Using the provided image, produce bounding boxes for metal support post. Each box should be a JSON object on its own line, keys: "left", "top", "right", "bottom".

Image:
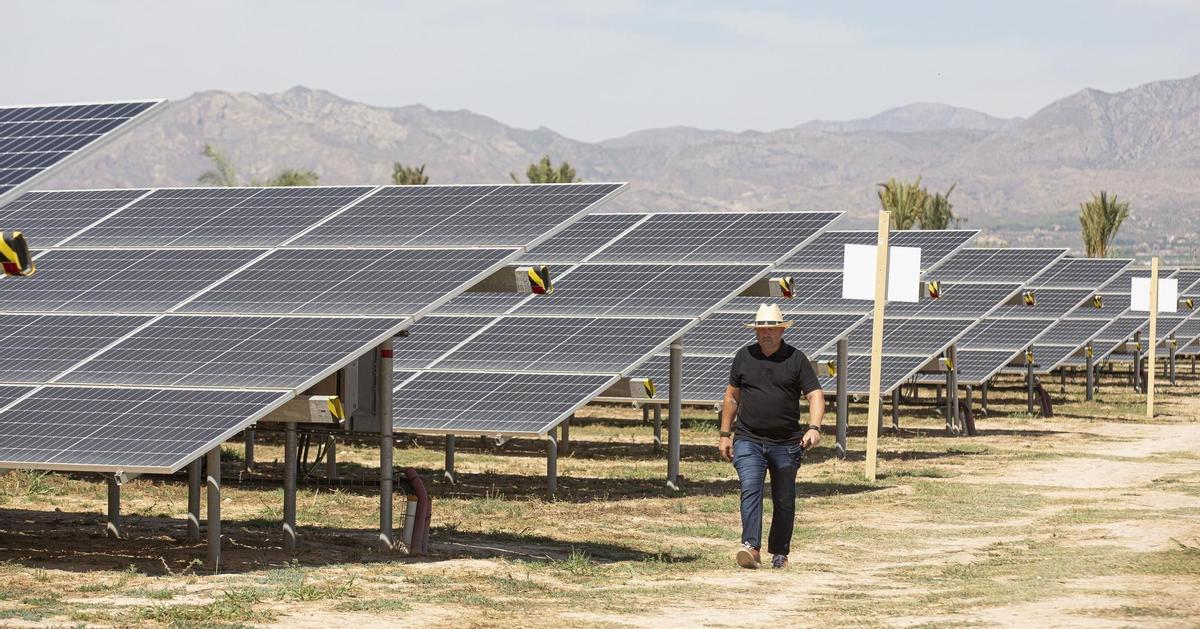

{"left": 947, "top": 345, "right": 959, "bottom": 433}
{"left": 326, "top": 434, "right": 337, "bottom": 479}
{"left": 283, "top": 422, "right": 298, "bottom": 552}
{"left": 964, "top": 386, "right": 974, "bottom": 435}
{"left": 561, "top": 415, "right": 571, "bottom": 454}
{"left": 981, "top": 382, "right": 989, "bottom": 414}
{"left": 890, "top": 389, "right": 900, "bottom": 431}
{"left": 652, "top": 404, "right": 662, "bottom": 451}
{"left": 1026, "top": 351, "right": 1035, "bottom": 415}
{"left": 1086, "top": 345, "right": 1095, "bottom": 401}
{"left": 667, "top": 339, "right": 682, "bottom": 490}
{"left": 1169, "top": 342, "right": 1177, "bottom": 385}
{"left": 547, "top": 434, "right": 558, "bottom": 496}
{"left": 187, "top": 458, "right": 201, "bottom": 541}
{"left": 641, "top": 405, "right": 649, "bottom": 426}
{"left": 835, "top": 337, "right": 848, "bottom": 460}
{"left": 106, "top": 475, "right": 122, "bottom": 539}
{"left": 206, "top": 447, "right": 221, "bottom": 572}
{"left": 378, "top": 339, "right": 395, "bottom": 552}
{"left": 243, "top": 427, "right": 255, "bottom": 472}
{"left": 444, "top": 435, "right": 456, "bottom": 483}
{"left": 1132, "top": 331, "right": 1143, "bottom": 393}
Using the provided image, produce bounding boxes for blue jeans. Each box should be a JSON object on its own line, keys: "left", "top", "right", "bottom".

{"left": 732, "top": 437, "right": 803, "bottom": 556}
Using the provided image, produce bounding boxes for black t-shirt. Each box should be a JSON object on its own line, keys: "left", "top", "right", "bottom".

{"left": 728, "top": 341, "right": 822, "bottom": 443}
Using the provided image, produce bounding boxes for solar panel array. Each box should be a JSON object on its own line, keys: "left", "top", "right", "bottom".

{"left": 629, "top": 230, "right": 981, "bottom": 400}
{"left": 0, "top": 183, "right": 625, "bottom": 472}
{"left": 0, "top": 100, "right": 164, "bottom": 202}
{"left": 391, "top": 210, "right": 843, "bottom": 436}
{"left": 1057, "top": 267, "right": 1176, "bottom": 370}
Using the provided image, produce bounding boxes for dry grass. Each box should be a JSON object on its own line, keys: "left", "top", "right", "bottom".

{"left": 1, "top": 368, "right": 1199, "bottom": 627}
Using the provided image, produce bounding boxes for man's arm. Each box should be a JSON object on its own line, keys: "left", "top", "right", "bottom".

{"left": 718, "top": 384, "right": 740, "bottom": 461}
{"left": 801, "top": 389, "right": 826, "bottom": 449}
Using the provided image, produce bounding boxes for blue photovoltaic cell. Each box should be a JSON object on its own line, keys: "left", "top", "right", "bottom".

{"left": 0, "top": 314, "right": 152, "bottom": 384}
{"left": 0, "top": 248, "right": 262, "bottom": 313}
{"left": 0, "top": 189, "right": 149, "bottom": 248}
{"left": 0, "top": 101, "right": 161, "bottom": 198}
{"left": 521, "top": 213, "right": 647, "bottom": 263}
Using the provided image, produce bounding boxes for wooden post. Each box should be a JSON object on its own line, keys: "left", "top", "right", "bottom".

{"left": 865, "top": 211, "right": 890, "bottom": 481}
{"left": 1147, "top": 257, "right": 1159, "bottom": 419}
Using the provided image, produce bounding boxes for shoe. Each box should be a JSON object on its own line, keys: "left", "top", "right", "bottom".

{"left": 771, "top": 554, "right": 788, "bottom": 569}
{"left": 736, "top": 542, "right": 761, "bottom": 569}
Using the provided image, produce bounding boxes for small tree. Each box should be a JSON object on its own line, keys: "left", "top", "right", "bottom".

{"left": 265, "top": 169, "right": 319, "bottom": 187}
{"left": 920, "top": 183, "right": 956, "bottom": 230}
{"left": 877, "top": 177, "right": 927, "bottom": 229}
{"left": 198, "top": 144, "right": 239, "bottom": 187}
{"left": 1079, "top": 191, "right": 1130, "bottom": 258}
{"left": 392, "top": 163, "right": 430, "bottom": 185}
{"left": 511, "top": 155, "right": 579, "bottom": 183}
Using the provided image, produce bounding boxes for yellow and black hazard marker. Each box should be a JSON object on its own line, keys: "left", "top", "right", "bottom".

{"left": 942, "top": 356, "right": 954, "bottom": 371}
{"left": 927, "top": 280, "right": 941, "bottom": 300}
{"left": 1092, "top": 294, "right": 1103, "bottom": 309}
{"left": 642, "top": 378, "right": 656, "bottom": 398}
{"left": 326, "top": 397, "right": 346, "bottom": 420}
{"left": 0, "top": 231, "right": 35, "bottom": 277}
{"left": 1185, "top": 298, "right": 1195, "bottom": 311}
{"left": 825, "top": 361, "right": 836, "bottom": 377}
{"left": 1022, "top": 291, "right": 1036, "bottom": 307}
{"left": 1135, "top": 341, "right": 1143, "bottom": 352}
{"left": 1086, "top": 345, "right": 1094, "bottom": 358}
{"left": 1170, "top": 338, "right": 1179, "bottom": 348}
{"left": 1025, "top": 349, "right": 1035, "bottom": 364}
{"left": 517, "top": 265, "right": 553, "bottom": 295}
{"left": 774, "top": 276, "right": 795, "bottom": 299}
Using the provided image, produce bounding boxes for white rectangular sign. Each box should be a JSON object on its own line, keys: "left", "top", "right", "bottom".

{"left": 841, "top": 244, "right": 921, "bottom": 303}
{"left": 1130, "top": 277, "right": 1178, "bottom": 313}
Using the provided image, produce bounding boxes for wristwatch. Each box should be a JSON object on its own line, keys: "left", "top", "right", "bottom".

{"left": 719, "top": 430, "right": 733, "bottom": 438}
{"left": 807, "top": 424, "right": 822, "bottom": 433}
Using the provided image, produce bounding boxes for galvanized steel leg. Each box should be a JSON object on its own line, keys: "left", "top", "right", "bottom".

{"left": 947, "top": 345, "right": 959, "bottom": 433}
{"left": 243, "top": 427, "right": 255, "bottom": 472}
{"left": 641, "top": 405, "right": 649, "bottom": 427}
{"left": 326, "top": 434, "right": 337, "bottom": 479}
{"left": 444, "top": 435, "right": 456, "bottom": 484}
{"left": 1026, "top": 356, "right": 1035, "bottom": 415}
{"left": 1169, "top": 344, "right": 1177, "bottom": 385}
{"left": 284, "top": 421, "right": 298, "bottom": 552}
{"left": 206, "top": 447, "right": 221, "bottom": 572}
{"left": 187, "top": 458, "right": 201, "bottom": 542}
{"left": 890, "top": 389, "right": 900, "bottom": 431}
{"left": 378, "top": 339, "right": 395, "bottom": 552}
{"left": 1086, "top": 347, "right": 1095, "bottom": 401}
{"left": 106, "top": 476, "right": 121, "bottom": 539}
{"left": 1133, "top": 331, "right": 1143, "bottom": 393}
{"left": 652, "top": 404, "right": 662, "bottom": 452}
{"left": 836, "top": 337, "right": 848, "bottom": 460}
{"left": 981, "top": 382, "right": 989, "bottom": 413}
{"left": 561, "top": 415, "right": 571, "bottom": 454}
{"left": 547, "top": 433, "right": 558, "bottom": 496}
{"left": 667, "top": 340, "right": 682, "bottom": 490}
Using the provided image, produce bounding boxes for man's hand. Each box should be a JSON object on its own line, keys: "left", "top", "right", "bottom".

{"left": 719, "top": 436, "right": 733, "bottom": 461}
{"left": 801, "top": 428, "right": 822, "bottom": 450}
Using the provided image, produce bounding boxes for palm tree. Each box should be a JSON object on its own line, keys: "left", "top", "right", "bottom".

{"left": 877, "top": 177, "right": 927, "bottom": 229}
{"left": 920, "top": 183, "right": 956, "bottom": 230}
{"left": 392, "top": 163, "right": 430, "bottom": 185}
{"left": 197, "top": 145, "right": 319, "bottom": 187}
{"left": 511, "top": 155, "right": 579, "bottom": 183}
{"left": 1079, "top": 191, "right": 1130, "bottom": 257}
{"left": 264, "top": 169, "right": 319, "bottom": 187}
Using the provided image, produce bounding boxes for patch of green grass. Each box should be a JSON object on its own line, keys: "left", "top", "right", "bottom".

{"left": 333, "top": 597, "right": 412, "bottom": 613}
{"left": 263, "top": 566, "right": 355, "bottom": 602}
{"left": 131, "top": 589, "right": 274, "bottom": 625}
{"left": 908, "top": 480, "right": 1046, "bottom": 522}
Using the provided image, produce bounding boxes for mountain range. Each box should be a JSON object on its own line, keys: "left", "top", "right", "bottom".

{"left": 38, "top": 73, "right": 1200, "bottom": 263}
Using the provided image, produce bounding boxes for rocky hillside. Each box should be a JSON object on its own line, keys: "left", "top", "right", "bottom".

{"left": 37, "top": 74, "right": 1200, "bottom": 262}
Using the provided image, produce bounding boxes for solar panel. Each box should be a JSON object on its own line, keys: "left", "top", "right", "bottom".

{"left": 1026, "top": 345, "right": 1081, "bottom": 372}
{"left": 0, "top": 248, "right": 262, "bottom": 313}
{"left": 1095, "top": 315, "right": 1148, "bottom": 342}
{"left": 1174, "top": 318, "right": 1200, "bottom": 347}
{"left": 1102, "top": 267, "right": 1179, "bottom": 292}
{"left": 0, "top": 314, "right": 152, "bottom": 383}
{"left": 507, "top": 263, "right": 767, "bottom": 318}
{"left": 591, "top": 212, "right": 842, "bottom": 264}
{"left": 59, "top": 315, "right": 406, "bottom": 390}
{"left": 1030, "top": 257, "right": 1132, "bottom": 289}
{"left": 0, "top": 189, "right": 150, "bottom": 248}
{"left": 629, "top": 353, "right": 731, "bottom": 403}
{"left": 291, "top": 183, "right": 624, "bottom": 247}
{"left": 390, "top": 316, "right": 496, "bottom": 370}
{"left": 844, "top": 317, "right": 976, "bottom": 356}
{"left": 776, "top": 230, "right": 976, "bottom": 272}
{"left": 815, "top": 354, "right": 927, "bottom": 395}
{"left": 391, "top": 370, "right": 613, "bottom": 436}
{"left": 431, "top": 290, "right": 529, "bottom": 316}
{"left": 180, "top": 248, "right": 516, "bottom": 316}
{"left": 884, "top": 283, "right": 1021, "bottom": 318}
{"left": 721, "top": 271, "right": 869, "bottom": 315}
{"left": 0, "top": 100, "right": 163, "bottom": 200}
{"left": 943, "top": 349, "right": 1021, "bottom": 384}
{"left": 60, "top": 186, "right": 375, "bottom": 248}
{"left": 1036, "top": 318, "right": 1110, "bottom": 346}
{"left": 958, "top": 318, "right": 1048, "bottom": 349}
{"left": 429, "top": 316, "right": 692, "bottom": 374}
{"left": 0, "top": 386, "right": 290, "bottom": 472}
{"left": 1175, "top": 270, "right": 1200, "bottom": 294}
{"left": 521, "top": 213, "right": 647, "bottom": 263}
{"left": 0, "top": 385, "right": 35, "bottom": 407}
{"left": 988, "top": 288, "right": 1094, "bottom": 319}
{"left": 682, "top": 312, "right": 861, "bottom": 356}
{"left": 933, "top": 248, "right": 1067, "bottom": 283}
{"left": 1066, "top": 293, "right": 1128, "bottom": 319}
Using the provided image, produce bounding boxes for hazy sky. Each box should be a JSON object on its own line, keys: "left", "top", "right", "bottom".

{"left": 4, "top": 0, "right": 1199, "bottom": 141}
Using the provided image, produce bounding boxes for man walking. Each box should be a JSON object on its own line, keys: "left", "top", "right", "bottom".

{"left": 718, "top": 304, "right": 826, "bottom": 569}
